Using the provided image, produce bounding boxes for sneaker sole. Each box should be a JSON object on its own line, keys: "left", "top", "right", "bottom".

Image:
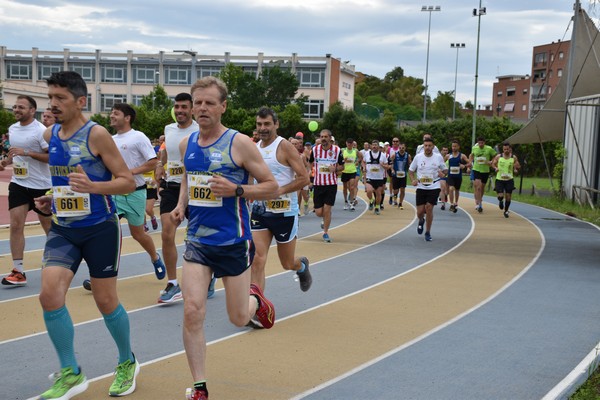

{"left": 41, "top": 377, "right": 89, "bottom": 400}
{"left": 109, "top": 360, "right": 140, "bottom": 397}
{"left": 1, "top": 279, "right": 27, "bottom": 286}
{"left": 297, "top": 257, "right": 312, "bottom": 292}
{"left": 157, "top": 292, "right": 183, "bottom": 304}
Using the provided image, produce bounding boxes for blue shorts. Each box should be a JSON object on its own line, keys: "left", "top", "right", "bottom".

{"left": 182, "top": 240, "right": 254, "bottom": 278}
{"left": 250, "top": 212, "right": 298, "bottom": 243}
{"left": 43, "top": 214, "right": 121, "bottom": 278}
{"left": 114, "top": 188, "right": 146, "bottom": 226}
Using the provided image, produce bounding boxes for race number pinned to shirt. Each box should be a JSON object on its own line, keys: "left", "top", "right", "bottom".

{"left": 396, "top": 170, "right": 406, "bottom": 178}
{"left": 265, "top": 193, "right": 291, "bottom": 213}
{"left": 166, "top": 161, "right": 184, "bottom": 179}
{"left": 450, "top": 166, "right": 461, "bottom": 175}
{"left": 13, "top": 161, "right": 29, "bottom": 179}
{"left": 476, "top": 156, "right": 487, "bottom": 165}
{"left": 419, "top": 174, "right": 434, "bottom": 185}
{"left": 53, "top": 186, "right": 91, "bottom": 217}
{"left": 188, "top": 174, "right": 222, "bottom": 207}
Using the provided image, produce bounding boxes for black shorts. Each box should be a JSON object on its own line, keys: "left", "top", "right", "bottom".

{"left": 415, "top": 188, "right": 441, "bottom": 206}
{"left": 447, "top": 176, "right": 463, "bottom": 190}
{"left": 473, "top": 170, "right": 490, "bottom": 184}
{"left": 391, "top": 176, "right": 407, "bottom": 190}
{"left": 250, "top": 213, "right": 298, "bottom": 243}
{"left": 8, "top": 182, "right": 51, "bottom": 216}
{"left": 341, "top": 172, "right": 356, "bottom": 183}
{"left": 159, "top": 182, "right": 181, "bottom": 214}
{"left": 366, "top": 178, "right": 387, "bottom": 190}
{"left": 182, "top": 239, "right": 254, "bottom": 278}
{"left": 147, "top": 188, "right": 158, "bottom": 200}
{"left": 313, "top": 185, "right": 337, "bottom": 208}
{"left": 495, "top": 179, "right": 515, "bottom": 194}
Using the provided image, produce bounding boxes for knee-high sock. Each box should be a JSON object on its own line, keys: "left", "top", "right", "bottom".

{"left": 44, "top": 306, "right": 79, "bottom": 374}
{"left": 103, "top": 303, "right": 133, "bottom": 364}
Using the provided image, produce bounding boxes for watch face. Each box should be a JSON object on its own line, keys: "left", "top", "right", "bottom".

{"left": 236, "top": 186, "right": 244, "bottom": 196}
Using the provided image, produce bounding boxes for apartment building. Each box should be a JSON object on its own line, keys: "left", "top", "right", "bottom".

{"left": 492, "top": 39, "right": 570, "bottom": 122}
{"left": 0, "top": 47, "right": 356, "bottom": 118}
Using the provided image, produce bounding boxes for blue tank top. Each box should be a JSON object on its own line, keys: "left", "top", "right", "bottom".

{"left": 184, "top": 129, "right": 251, "bottom": 246}
{"left": 49, "top": 121, "right": 116, "bottom": 227}
{"left": 447, "top": 152, "right": 463, "bottom": 177}
{"left": 393, "top": 151, "right": 409, "bottom": 173}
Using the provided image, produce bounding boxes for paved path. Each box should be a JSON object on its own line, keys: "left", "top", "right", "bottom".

{"left": 0, "top": 189, "right": 598, "bottom": 400}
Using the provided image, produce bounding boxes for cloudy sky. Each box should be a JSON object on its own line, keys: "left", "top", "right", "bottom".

{"left": 0, "top": 0, "right": 596, "bottom": 107}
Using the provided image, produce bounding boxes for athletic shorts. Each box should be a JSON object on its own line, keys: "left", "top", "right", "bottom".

{"left": 43, "top": 215, "right": 121, "bottom": 278}
{"left": 313, "top": 185, "right": 337, "bottom": 208}
{"left": 159, "top": 182, "right": 181, "bottom": 214}
{"left": 114, "top": 189, "right": 146, "bottom": 226}
{"left": 415, "top": 188, "right": 441, "bottom": 206}
{"left": 183, "top": 239, "right": 254, "bottom": 278}
{"left": 147, "top": 188, "right": 158, "bottom": 200}
{"left": 341, "top": 172, "right": 356, "bottom": 183}
{"left": 391, "top": 176, "right": 407, "bottom": 190}
{"left": 8, "top": 182, "right": 51, "bottom": 216}
{"left": 495, "top": 179, "right": 515, "bottom": 194}
{"left": 447, "top": 176, "right": 463, "bottom": 190}
{"left": 250, "top": 213, "right": 298, "bottom": 243}
{"left": 366, "top": 178, "right": 386, "bottom": 190}
{"left": 473, "top": 170, "right": 490, "bottom": 184}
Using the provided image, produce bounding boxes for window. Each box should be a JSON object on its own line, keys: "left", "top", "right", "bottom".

{"left": 521, "top": 104, "right": 527, "bottom": 112}
{"left": 101, "top": 94, "right": 126, "bottom": 112}
{"left": 70, "top": 63, "right": 95, "bottom": 82}
{"left": 37, "top": 62, "right": 62, "bottom": 80}
{"left": 297, "top": 68, "right": 325, "bottom": 88}
{"left": 534, "top": 52, "right": 547, "bottom": 65}
{"left": 101, "top": 64, "right": 126, "bottom": 83}
{"left": 199, "top": 66, "right": 222, "bottom": 78}
{"left": 559, "top": 51, "right": 564, "bottom": 60}
{"left": 164, "top": 66, "right": 190, "bottom": 84}
{"left": 557, "top": 69, "right": 563, "bottom": 77}
{"left": 506, "top": 87, "right": 515, "bottom": 97}
{"left": 523, "top": 88, "right": 528, "bottom": 95}
{"left": 133, "top": 65, "right": 158, "bottom": 84}
{"left": 82, "top": 94, "right": 92, "bottom": 112}
{"left": 303, "top": 99, "right": 324, "bottom": 118}
{"left": 504, "top": 103, "right": 515, "bottom": 112}
{"left": 131, "top": 95, "right": 144, "bottom": 106}
{"left": 6, "top": 61, "right": 32, "bottom": 79}
{"left": 496, "top": 91, "right": 503, "bottom": 97}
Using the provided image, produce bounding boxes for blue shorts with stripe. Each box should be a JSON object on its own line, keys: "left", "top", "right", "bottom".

{"left": 183, "top": 239, "right": 254, "bottom": 278}
{"left": 43, "top": 214, "right": 121, "bottom": 278}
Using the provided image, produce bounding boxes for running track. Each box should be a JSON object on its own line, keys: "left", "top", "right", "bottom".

{"left": 0, "top": 189, "right": 598, "bottom": 400}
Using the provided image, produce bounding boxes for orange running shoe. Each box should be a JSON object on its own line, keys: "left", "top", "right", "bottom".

{"left": 249, "top": 283, "right": 275, "bottom": 329}
{"left": 2, "top": 269, "right": 27, "bottom": 286}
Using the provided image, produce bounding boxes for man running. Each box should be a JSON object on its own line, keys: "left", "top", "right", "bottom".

{"left": 445, "top": 140, "right": 470, "bottom": 213}
{"left": 491, "top": 142, "right": 521, "bottom": 218}
{"left": 469, "top": 136, "right": 497, "bottom": 213}
{"left": 363, "top": 140, "right": 390, "bottom": 215}
{"left": 389, "top": 140, "right": 411, "bottom": 210}
{"left": 341, "top": 137, "right": 361, "bottom": 211}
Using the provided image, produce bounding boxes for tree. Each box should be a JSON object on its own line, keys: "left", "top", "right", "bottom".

{"left": 384, "top": 66, "right": 405, "bottom": 83}
{"left": 0, "top": 109, "right": 15, "bottom": 135}
{"left": 139, "top": 85, "right": 172, "bottom": 111}
{"left": 430, "top": 90, "right": 455, "bottom": 120}
{"left": 387, "top": 76, "right": 424, "bottom": 109}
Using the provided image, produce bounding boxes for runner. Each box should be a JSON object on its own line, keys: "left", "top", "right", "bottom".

{"left": 469, "top": 136, "right": 497, "bottom": 213}
{"left": 491, "top": 142, "right": 521, "bottom": 218}
{"left": 445, "top": 140, "right": 471, "bottom": 213}
{"left": 362, "top": 140, "right": 390, "bottom": 215}
{"left": 341, "top": 138, "right": 361, "bottom": 211}
{"left": 389, "top": 140, "right": 412, "bottom": 210}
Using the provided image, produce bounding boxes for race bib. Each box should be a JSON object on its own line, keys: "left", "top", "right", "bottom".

{"left": 319, "top": 164, "right": 331, "bottom": 173}
{"left": 345, "top": 157, "right": 355, "bottom": 164}
{"left": 369, "top": 165, "right": 381, "bottom": 173}
{"left": 396, "top": 171, "right": 406, "bottom": 178}
{"left": 500, "top": 173, "right": 512, "bottom": 180}
{"left": 142, "top": 171, "right": 156, "bottom": 188}
{"left": 13, "top": 161, "right": 29, "bottom": 179}
{"left": 420, "top": 174, "right": 434, "bottom": 185}
{"left": 476, "top": 156, "right": 487, "bottom": 165}
{"left": 265, "top": 193, "right": 291, "bottom": 213}
{"left": 53, "top": 186, "right": 91, "bottom": 217}
{"left": 450, "top": 166, "right": 460, "bottom": 175}
{"left": 166, "top": 161, "right": 184, "bottom": 179}
{"left": 188, "top": 174, "right": 222, "bottom": 207}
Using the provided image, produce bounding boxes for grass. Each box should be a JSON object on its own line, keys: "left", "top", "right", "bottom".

{"left": 463, "top": 176, "right": 600, "bottom": 399}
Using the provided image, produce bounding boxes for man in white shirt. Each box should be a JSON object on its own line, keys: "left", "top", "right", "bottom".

{"left": 110, "top": 103, "right": 165, "bottom": 281}
{"left": 409, "top": 137, "right": 447, "bottom": 242}
{"left": 0, "top": 95, "right": 52, "bottom": 286}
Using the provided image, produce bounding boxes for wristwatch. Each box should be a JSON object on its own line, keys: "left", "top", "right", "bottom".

{"left": 235, "top": 184, "right": 244, "bottom": 197}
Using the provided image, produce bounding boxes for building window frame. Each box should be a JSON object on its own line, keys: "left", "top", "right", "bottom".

{"left": 164, "top": 66, "right": 190, "bottom": 85}
{"left": 101, "top": 64, "right": 127, "bottom": 83}
{"left": 101, "top": 94, "right": 127, "bottom": 112}
{"left": 6, "top": 61, "right": 32, "bottom": 80}
{"left": 303, "top": 99, "right": 324, "bottom": 118}
{"left": 132, "top": 65, "right": 158, "bottom": 84}
{"left": 69, "top": 63, "right": 95, "bottom": 82}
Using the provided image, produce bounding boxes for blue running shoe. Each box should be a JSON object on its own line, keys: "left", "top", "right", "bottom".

{"left": 323, "top": 233, "right": 332, "bottom": 243}
{"left": 425, "top": 232, "right": 432, "bottom": 242}
{"left": 158, "top": 283, "right": 182, "bottom": 304}
{"left": 207, "top": 276, "right": 217, "bottom": 299}
{"left": 152, "top": 254, "right": 166, "bottom": 280}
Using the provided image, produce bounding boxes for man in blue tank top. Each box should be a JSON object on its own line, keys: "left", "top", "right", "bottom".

{"left": 170, "top": 76, "right": 278, "bottom": 400}
{"left": 34, "top": 71, "right": 139, "bottom": 399}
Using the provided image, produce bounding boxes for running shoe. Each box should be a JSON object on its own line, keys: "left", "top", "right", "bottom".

{"left": 2, "top": 269, "right": 27, "bottom": 286}
{"left": 151, "top": 216, "right": 158, "bottom": 230}
{"left": 109, "top": 357, "right": 140, "bottom": 397}
{"left": 152, "top": 254, "right": 166, "bottom": 280}
{"left": 425, "top": 232, "right": 432, "bottom": 242}
{"left": 477, "top": 205, "right": 483, "bottom": 213}
{"left": 398, "top": 203, "right": 404, "bottom": 210}
{"left": 143, "top": 224, "right": 149, "bottom": 232}
{"left": 388, "top": 197, "right": 393, "bottom": 205}
{"left": 158, "top": 283, "right": 183, "bottom": 303}
{"left": 393, "top": 200, "right": 398, "bottom": 206}
{"left": 417, "top": 218, "right": 424, "bottom": 235}
{"left": 322, "top": 233, "right": 332, "bottom": 243}
{"left": 452, "top": 204, "right": 458, "bottom": 214}
{"left": 352, "top": 198, "right": 358, "bottom": 206}
{"left": 249, "top": 283, "right": 275, "bottom": 329}
{"left": 186, "top": 387, "right": 209, "bottom": 400}
{"left": 504, "top": 211, "right": 510, "bottom": 218}
{"left": 39, "top": 366, "right": 88, "bottom": 400}
{"left": 368, "top": 200, "right": 374, "bottom": 210}
{"left": 296, "top": 257, "right": 312, "bottom": 292}
{"left": 343, "top": 202, "right": 349, "bottom": 210}
{"left": 499, "top": 198, "right": 504, "bottom": 210}
{"left": 440, "top": 203, "right": 446, "bottom": 211}
{"left": 380, "top": 204, "right": 384, "bottom": 210}
{"left": 350, "top": 204, "right": 355, "bottom": 211}
{"left": 83, "top": 279, "right": 92, "bottom": 291}
{"left": 207, "top": 276, "right": 217, "bottom": 299}
{"left": 374, "top": 207, "right": 380, "bottom": 215}
{"left": 449, "top": 204, "right": 455, "bottom": 213}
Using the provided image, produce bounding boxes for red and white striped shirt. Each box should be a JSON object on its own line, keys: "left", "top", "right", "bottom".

{"left": 311, "top": 144, "right": 343, "bottom": 186}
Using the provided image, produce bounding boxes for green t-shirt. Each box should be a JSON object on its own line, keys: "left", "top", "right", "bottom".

{"left": 471, "top": 145, "right": 496, "bottom": 173}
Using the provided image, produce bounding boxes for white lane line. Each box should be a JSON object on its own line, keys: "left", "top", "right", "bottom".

{"left": 290, "top": 213, "right": 545, "bottom": 399}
